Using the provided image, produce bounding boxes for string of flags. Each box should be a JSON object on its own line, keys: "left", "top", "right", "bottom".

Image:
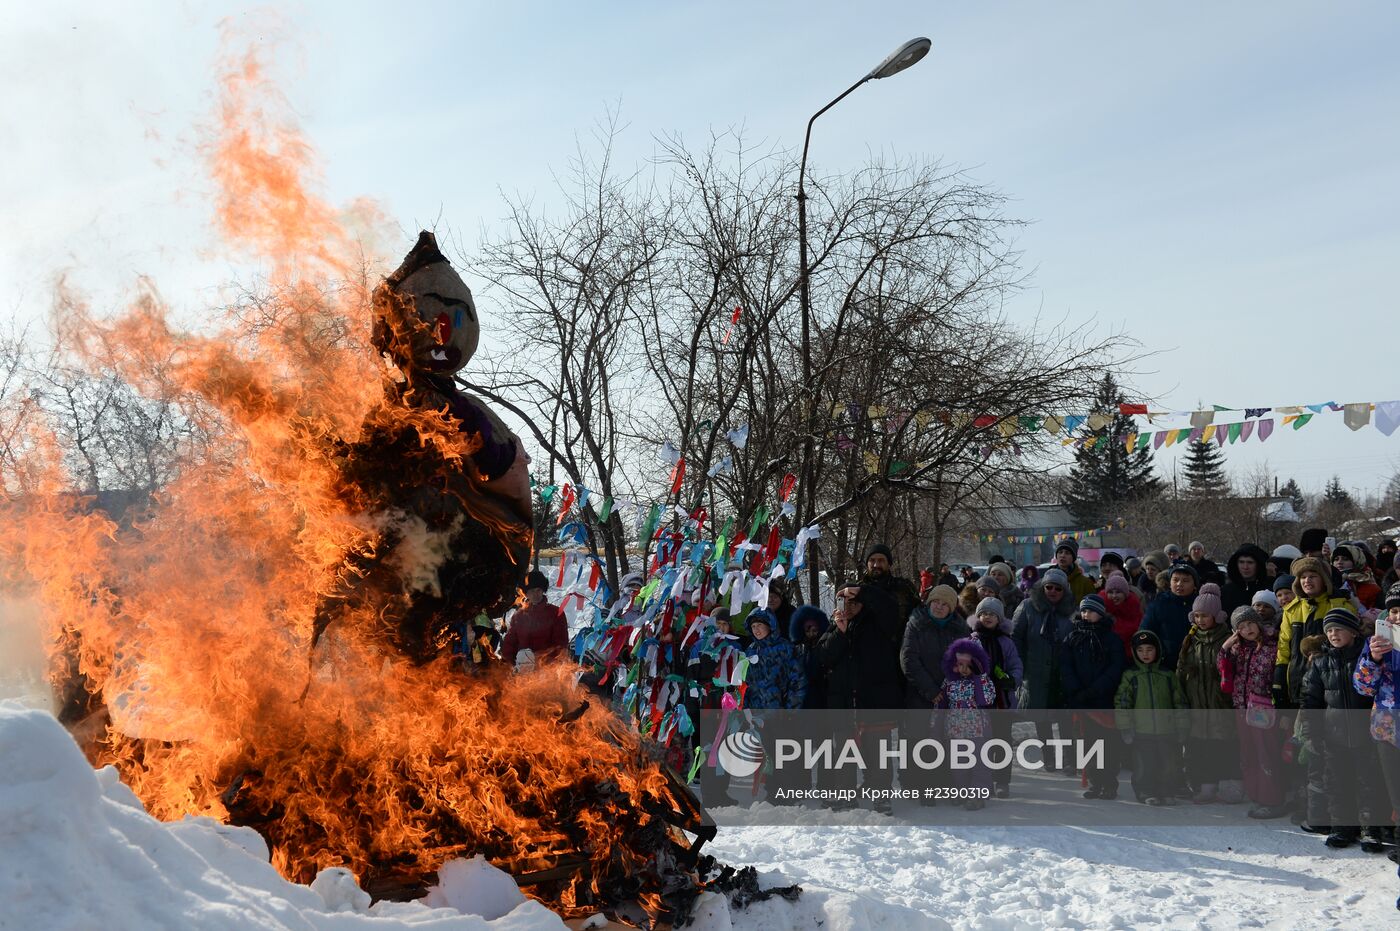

{"left": 977, "top": 519, "right": 1126, "bottom": 545}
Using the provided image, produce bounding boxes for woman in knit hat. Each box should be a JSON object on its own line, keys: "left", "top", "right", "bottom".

{"left": 1012, "top": 567, "right": 1077, "bottom": 760}
{"left": 1103, "top": 573, "right": 1144, "bottom": 660}
{"left": 985, "top": 561, "right": 1023, "bottom": 615}
{"left": 1176, "top": 588, "right": 1240, "bottom": 803}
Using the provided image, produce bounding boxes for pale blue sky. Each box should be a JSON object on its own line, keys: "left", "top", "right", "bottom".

{"left": 3, "top": 1, "right": 1398, "bottom": 496}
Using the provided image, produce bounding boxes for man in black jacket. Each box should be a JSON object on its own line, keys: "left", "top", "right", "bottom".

{"left": 820, "top": 583, "right": 905, "bottom": 808}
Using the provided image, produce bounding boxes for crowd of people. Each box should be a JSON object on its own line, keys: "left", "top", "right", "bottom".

{"left": 480, "top": 526, "right": 1400, "bottom": 890}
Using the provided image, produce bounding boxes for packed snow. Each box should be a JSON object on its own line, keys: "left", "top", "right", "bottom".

{"left": 2, "top": 702, "right": 1398, "bottom": 930}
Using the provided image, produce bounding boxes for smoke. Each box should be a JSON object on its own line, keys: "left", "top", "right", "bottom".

{"left": 0, "top": 594, "right": 53, "bottom": 712}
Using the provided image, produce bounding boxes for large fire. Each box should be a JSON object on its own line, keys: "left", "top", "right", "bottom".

{"left": 1, "top": 36, "right": 713, "bottom": 926}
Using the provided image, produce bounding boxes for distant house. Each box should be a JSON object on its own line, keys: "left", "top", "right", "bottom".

{"left": 963, "top": 504, "right": 1116, "bottom": 567}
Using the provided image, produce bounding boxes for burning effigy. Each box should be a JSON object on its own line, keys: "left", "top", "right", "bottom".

{"left": 0, "top": 40, "right": 744, "bottom": 928}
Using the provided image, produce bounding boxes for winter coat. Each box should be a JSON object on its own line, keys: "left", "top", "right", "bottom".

{"left": 502, "top": 601, "right": 569, "bottom": 665}
{"left": 790, "top": 605, "right": 830, "bottom": 710}
{"left": 1300, "top": 639, "right": 1374, "bottom": 748}
{"left": 744, "top": 634, "right": 807, "bottom": 710}
{"left": 933, "top": 637, "right": 997, "bottom": 741}
{"left": 1062, "top": 565, "right": 1097, "bottom": 604}
{"left": 997, "top": 584, "right": 1023, "bottom": 618}
{"left": 901, "top": 605, "right": 965, "bottom": 708}
{"left": 1012, "top": 579, "right": 1077, "bottom": 709}
{"left": 1140, "top": 590, "right": 1195, "bottom": 671}
{"left": 858, "top": 571, "right": 921, "bottom": 641}
{"left": 969, "top": 617, "right": 1024, "bottom": 710}
{"left": 1058, "top": 618, "right": 1126, "bottom": 709}
{"left": 1187, "top": 556, "right": 1223, "bottom": 587}
{"left": 1221, "top": 544, "right": 1271, "bottom": 616}
{"left": 1105, "top": 594, "right": 1144, "bottom": 661}
{"left": 1114, "top": 635, "right": 1188, "bottom": 738}
{"left": 819, "top": 584, "right": 904, "bottom": 710}
{"left": 1276, "top": 575, "right": 1354, "bottom": 704}
{"left": 1176, "top": 622, "right": 1234, "bottom": 739}
{"left": 1341, "top": 569, "right": 1382, "bottom": 611}
{"left": 1218, "top": 633, "right": 1278, "bottom": 712}
{"left": 1353, "top": 647, "right": 1400, "bottom": 748}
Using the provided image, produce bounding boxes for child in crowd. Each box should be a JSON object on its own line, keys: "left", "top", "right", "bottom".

{"left": 1273, "top": 574, "right": 1296, "bottom": 612}
{"left": 1176, "top": 589, "right": 1242, "bottom": 803}
{"left": 1115, "top": 629, "right": 1187, "bottom": 805}
{"left": 933, "top": 637, "right": 997, "bottom": 810}
{"left": 1219, "top": 606, "right": 1288, "bottom": 818}
{"left": 1103, "top": 573, "right": 1144, "bottom": 660}
{"left": 1142, "top": 564, "right": 1199, "bottom": 670}
{"left": 970, "top": 597, "right": 1023, "bottom": 798}
{"left": 1300, "top": 608, "right": 1385, "bottom": 850}
{"left": 1287, "top": 635, "right": 1328, "bottom": 831}
{"left": 1250, "top": 590, "right": 1281, "bottom": 634}
{"left": 1060, "top": 594, "right": 1126, "bottom": 799}
{"left": 1352, "top": 583, "right": 1400, "bottom": 861}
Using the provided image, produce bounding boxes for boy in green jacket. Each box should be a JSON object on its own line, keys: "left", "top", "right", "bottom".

{"left": 1115, "top": 629, "right": 1189, "bottom": 805}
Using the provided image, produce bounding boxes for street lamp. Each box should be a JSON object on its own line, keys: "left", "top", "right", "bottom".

{"left": 795, "top": 37, "right": 931, "bottom": 594}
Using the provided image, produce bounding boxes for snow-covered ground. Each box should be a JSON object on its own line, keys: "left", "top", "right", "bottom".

{"left": 3, "top": 702, "right": 1398, "bottom": 930}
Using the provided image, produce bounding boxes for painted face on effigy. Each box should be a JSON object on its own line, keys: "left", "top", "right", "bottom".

{"left": 373, "top": 231, "right": 480, "bottom": 375}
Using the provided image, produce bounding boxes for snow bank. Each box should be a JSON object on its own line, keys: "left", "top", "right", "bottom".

{"left": 0, "top": 704, "right": 934, "bottom": 931}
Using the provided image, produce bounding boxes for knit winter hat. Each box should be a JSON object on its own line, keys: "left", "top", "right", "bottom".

{"left": 1271, "top": 544, "right": 1302, "bottom": 561}
{"left": 1192, "top": 591, "right": 1223, "bottom": 620}
{"left": 1100, "top": 551, "right": 1126, "bottom": 570}
{"left": 1079, "top": 593, "right": 1107, "bottom": 617}
{"left": 1385, "top": 583, "right": 1400, "bottom": 610}
{"left": 1272, "top": 574, "right": 1295, "bottom": 593}
{"left": 1250, "top": 590, "right": 1281, "bottom": 613}
{"left": 974, "top": 597, "right": 1006, "bottom": 623}
{"left": 1125, "top": 556, "right": 1143, "bottom": 571}
{"left": 746, "top": 610, "right": 774, "bottom": 632}
{"left": 1143, "top": 550, "right": 1169, "bottom": 572}
{"left": 866, "top": 543, "right": 895, "bottom": 564}
{"left": 1331, "top": 543, "right": 1364, "bottom": 568}
{"left": 1230, "top": 605, "right": 1263, "bottom": 631}
{"left": 1199, "top": 582, "right": 1221, "bottom": 598}
{"left": 1189, "top": 540, "right": 1205, "bottom": 552}
{"left": 1164, "top": 543, "right": 1182, "bottom": 557}
{"left": 1055, "top": 538, "right": 1079, "bottom": 558}
{"left": 1299, "top": 528, "right": 1328, "bottom": 554}
{"left": 987, "top": 562, "right": 1015, "bottom": 586}
{"left": 926, "top": 584, "right": 960, "bottom": 612}
{"left": 1104, "top": 574, "right": 1131, "bottom": 594}
{"left": 1041, "top": 567, "right": 1070, "bottom": 589}
{"left": 1321, "top": 607, "right": 1361, "bottom": 635}
{"left": 976, "top": 575, "right": 1000, "bottom": 593}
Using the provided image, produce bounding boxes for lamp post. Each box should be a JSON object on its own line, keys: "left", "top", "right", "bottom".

{"left": 795, "top": 37, "right": 931, "bottom": 595}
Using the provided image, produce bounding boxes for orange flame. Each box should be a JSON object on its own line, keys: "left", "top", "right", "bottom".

{"left": 0, "top": 30, "right": 692, "bottom": 922}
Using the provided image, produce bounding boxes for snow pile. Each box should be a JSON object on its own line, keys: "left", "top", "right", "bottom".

{"left": 0, "top": 704, "right": 932, "bottom": 930}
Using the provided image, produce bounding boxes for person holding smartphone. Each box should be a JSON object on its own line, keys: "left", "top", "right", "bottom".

{"left": 1353, "top": 583, "right": 1400, "bottom": 862}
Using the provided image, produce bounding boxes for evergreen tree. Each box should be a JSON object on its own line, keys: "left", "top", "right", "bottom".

{"left": 1063, "top": 373, "right": 1164, "bottom": 525}
{"left": 1279, "top": 477, "right": 1307, "bottom": 518}
{"left": 1182, "top": 437, "right": 1230, "bottom": 498}
{"left": 1322, "top": 475, "right": 1355, "bottom": 510}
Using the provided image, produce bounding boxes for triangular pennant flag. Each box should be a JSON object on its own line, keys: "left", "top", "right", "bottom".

{"left": 1125, "top": 433, "right": 1137, "bottom": 453}
{"left": 1164, "top": 430, "right": 1180, "bottom": 448}
{"left": 1343, "top": 403, "right": 1371, "bottom": 431}
{"left": 1275, "top": 406, "right": 1302, "bottom": 415}
{"left": 1375, "top": 401, "right": 1400, "bottom": 437}
{"left": 1019, "top": 415, "right": 1043, "bottom": 431}
{"left": 599, "top": 497, "right": 614, "bottom": 522}
{"left": 1136, "top": 433, "right": 1152, "bottom": 450}
{"left": 1188, "top": 427, "right": 1204, "bottom": 444}
{"left": 1292, "top": 414, "right": 1313, "bottom": 430}
{"left": 1245, "top": 407, "right": 1269, "bottom": 419}
{"left": 1215, "top": 425, "right": 1228, "bottom": 447}
{"left": 1087, "top": 412, "right": 1110, "bottom": 432}
{"left": 1212, "top": 404, "right": 1232, "bottom": 412}
{"left": 1153, "top": 431, "right": 1167, "bottom": 449}
{"left": 1239, "top": 420, "right": 1254, "bottom": 443}
{"left": 1043, "top": 415, "right": 1064, "bottom": 435}
{"left": 1119, "top": 403, "right": 1148, "bottom": 416}
{"left": 1065, "top": 415, "right": 1086, "bottom": 433}
{"left": 1258, "top": 419, "right": 1275, "bottom": 441}
{"left": 1202, "top": 425, "right": 1216, "bottom": 443}
{"left": 1304, "top": 403, "right": 1326, "bottom": 414}
{"left": 1227, "top": 422, "right": 1243, "bottom": 444}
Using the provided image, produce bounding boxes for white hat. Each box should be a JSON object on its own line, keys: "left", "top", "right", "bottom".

{"left": 1271, "top": 544, "right": 1302, "bottom": 560}
{"left": 1251, "top": 590, "right": 1280, "bottom": 612}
